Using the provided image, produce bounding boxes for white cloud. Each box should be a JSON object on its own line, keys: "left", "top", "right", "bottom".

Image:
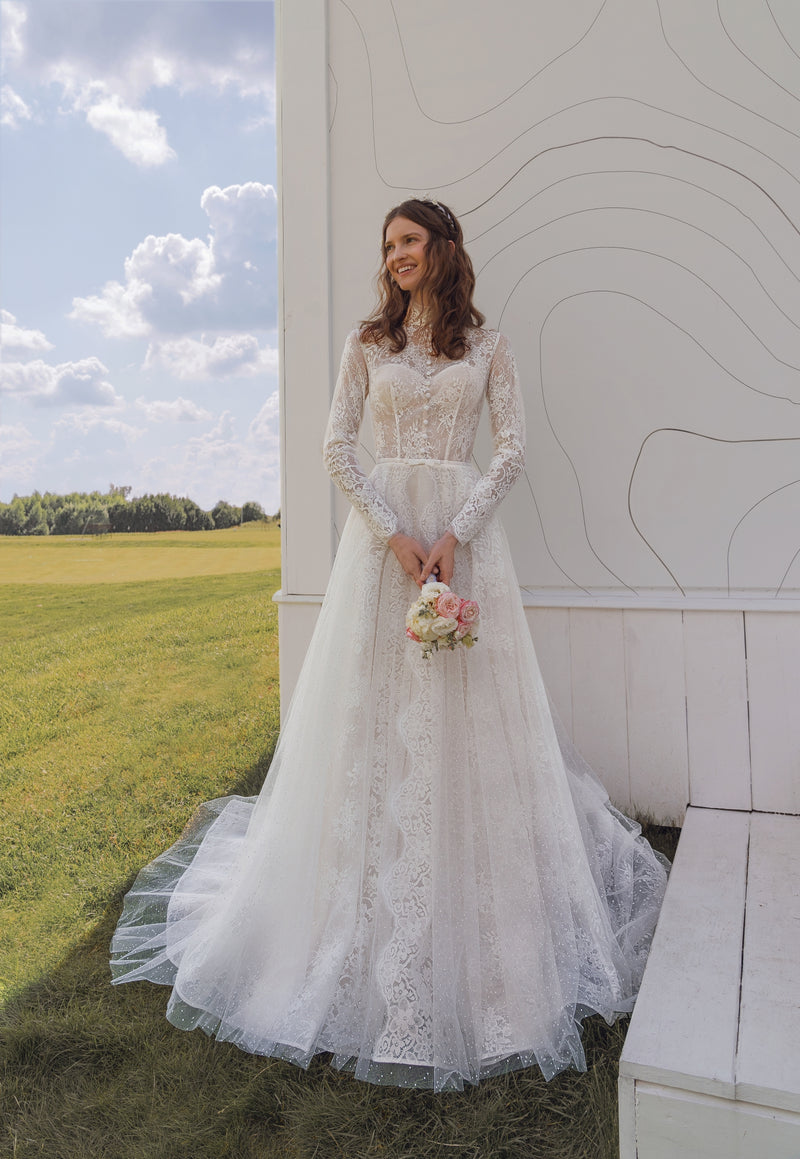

{"left": 0, "top": 421, "right": 40, "bottom": 492}
{"left": 70, "top": 182, "right": 277, "bottom": 338}
{"left": 55, "top": 411, "right": 143, "bottom": 440}
{"left": 202, "top": 181, "right": 277, "bottom": 262}
{"left": 0, "top": 421, "right": 34, "bottom": 446}
{"left": 0, "top": 2, "right": 26, "bottom": 68}
{"left": 136, "top": 396, "right": 212, "bottom": 423}
{"left": 135, "top": 393, "right": 280, "bottom": 512}
{"left": 126, "top": 233, "right": 220, "bottom": 306}
{"left": 0, "top": 82, "right": 31, "bottom": 127}
{"left": 21, "top": 3, "right": 274, "bottom": 102}
{"left": 0, "top": 356, "right": 122, "bottom": 407}
{"left": 242, "top": 113, "right": 272, "bottom": 133}
{"left": 0, "top": 309, "right": 53, "bottom": 352}
{"left": 144, "top": 334, "right": 278, "bottom": 381}
{"left": 248, "top": 390, "right": 280, "bottom": 449}
{"left": 4, "top": 1, "right": 273, "bottom": 160}
{"left": 187, "top": 409, "right": 236, "bottom": 454}
{"left": 83, "top": 88, "right": 175, "bottom": 167}
{"left": 68, "top": 278, "right": 151, "bottom": 340}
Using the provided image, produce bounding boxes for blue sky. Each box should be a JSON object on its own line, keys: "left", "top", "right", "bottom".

{"left": 0, "top": 0, "right": 278, "bottom": 513}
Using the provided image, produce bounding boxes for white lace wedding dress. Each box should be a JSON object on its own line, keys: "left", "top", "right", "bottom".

{"left": 111, "top": 317, "right": 668, "bottom": 1092}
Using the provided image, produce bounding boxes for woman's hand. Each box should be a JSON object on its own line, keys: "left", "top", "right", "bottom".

{"left": 422, "top": 531, "right": 458, "bottom": 587}
{"left": 388, "top": 532, "right": 429, "bottom": 588}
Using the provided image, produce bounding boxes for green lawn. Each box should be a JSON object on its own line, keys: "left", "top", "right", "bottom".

{"left": 0, "top": 522, "right": 280, "bottom": 585}
{"left": 0, "top": 525, "right": 282, "bottom": 1001}
{"left": 0, "top": 526, "right": 678, "bottom": 1158}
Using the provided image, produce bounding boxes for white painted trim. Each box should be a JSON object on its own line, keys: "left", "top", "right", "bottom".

{"left": 276, "top": 0, "right": 334, "bottom": 597}
{"left": 272, "top": 590, "right": 324, "bottom": 606}
{"left": 520, "top": 591, "right": 800, "bottom": 613}
{"left": 275, "top": 586, "right": 800, "bottom": 613}
{"left": 617, "top": 1074, "right": 637, "bottom": 1159}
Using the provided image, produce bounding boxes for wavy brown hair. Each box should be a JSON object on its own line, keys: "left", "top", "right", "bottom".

{"left": 360, "top": 199, "right": 485, "bottom": 359}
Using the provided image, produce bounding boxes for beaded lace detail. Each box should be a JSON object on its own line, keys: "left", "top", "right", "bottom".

{"left": 109, "top": 318, "right": 668, "bottom": 1093}
{"left": 322, "top": 321, "right": 526, "bottom": 543}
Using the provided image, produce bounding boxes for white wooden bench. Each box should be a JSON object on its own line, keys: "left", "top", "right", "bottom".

{"left": 619, "top": 806, "right": 800, "bottom": 1159}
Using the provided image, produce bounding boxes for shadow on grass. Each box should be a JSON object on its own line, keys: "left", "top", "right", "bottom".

{"left": 1, "top": 756, "right": 679, "bottom": 1159}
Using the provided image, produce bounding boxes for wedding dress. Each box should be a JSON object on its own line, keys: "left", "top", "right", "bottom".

{"left": 111, "top": 316, "right": 668, "bottom": 1092}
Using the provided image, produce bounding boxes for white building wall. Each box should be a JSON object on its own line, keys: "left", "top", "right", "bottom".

{"left": 277, "top": 0, "right": 800, "bottom": 823}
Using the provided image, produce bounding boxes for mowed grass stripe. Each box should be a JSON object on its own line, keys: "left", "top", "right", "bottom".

{"left": 0, "top": 522, "right": 280, "bottom": 585}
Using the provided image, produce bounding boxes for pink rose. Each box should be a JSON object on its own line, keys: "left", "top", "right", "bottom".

{"left": 458, "top": 600, "right": 480, "bottom": 626}
{"left": 406, "top": 627, "right": 421, "bottom": 642}
{"left": 455, "top": 623, "right": 471, "bottom": 639}
{"left": 436, "top": 591, "right": 461, "bottom": 618}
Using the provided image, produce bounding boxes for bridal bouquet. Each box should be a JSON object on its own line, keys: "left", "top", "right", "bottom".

{"left": 405, "top": 579, "right": 480, "bottom": 659}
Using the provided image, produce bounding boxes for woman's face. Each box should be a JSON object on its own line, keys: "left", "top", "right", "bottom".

{"left": 384, "top": 215, "right": 430, "bottom": 302}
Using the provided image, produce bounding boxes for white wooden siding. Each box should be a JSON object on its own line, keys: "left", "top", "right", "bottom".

{"left": 745, "top": 613, "right": 800, "bottom": 814}
{"left": 568, "top": 608, "right": 631, "bottom": 812}
{"left": 525, "top": 607, "right": 800, "bottom": 822}
{"left": 683, "top": 612, "right": 751, "bottom": 811}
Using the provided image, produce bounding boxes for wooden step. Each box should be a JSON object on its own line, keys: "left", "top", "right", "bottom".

{"left": 619, "top": 807, "right": 800, "bottom": 1159}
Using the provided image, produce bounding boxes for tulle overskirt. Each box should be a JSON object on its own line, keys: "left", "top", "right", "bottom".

{"left": 111, "top": 459, "right": 668, "bottom": 1091}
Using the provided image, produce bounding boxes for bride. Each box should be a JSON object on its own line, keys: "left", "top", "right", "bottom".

{"left": 111, "top": 198, "right": 668, "bottom": 1093}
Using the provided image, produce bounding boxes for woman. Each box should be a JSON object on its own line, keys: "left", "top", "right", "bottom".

{"left": 111, "top": 199, "right": 668, "bottom": 1092}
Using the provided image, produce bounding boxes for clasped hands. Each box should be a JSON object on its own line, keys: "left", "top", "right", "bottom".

{"left": 388, "top": 530, "right": 458, "bottom": 588}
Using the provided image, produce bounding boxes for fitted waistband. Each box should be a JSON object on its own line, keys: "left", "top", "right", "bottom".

{"left": 375, "top": 457, "right": 474, "bottom": 469}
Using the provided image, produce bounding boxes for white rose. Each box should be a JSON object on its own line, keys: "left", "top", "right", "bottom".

{"left": 421, "top": 581, "right": 447, "bottom": 596}
{"left": 430, "top": 615, "right": 459, "bottom": 637}
{"left": 407, "top": 609, "right": 437, "bottom": 641}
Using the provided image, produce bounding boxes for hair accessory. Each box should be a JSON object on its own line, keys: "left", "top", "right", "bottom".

{"left": 427, "top": 199, "right": 457, "bottom": 236}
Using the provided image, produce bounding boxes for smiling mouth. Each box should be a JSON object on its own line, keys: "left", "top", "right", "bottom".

{"left": 397, "top": 265, "right": 416, "bottom": 275}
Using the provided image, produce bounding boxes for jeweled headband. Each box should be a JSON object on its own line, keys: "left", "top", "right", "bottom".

{"left": 424, "top": 198, "right": 457, "bottom": 237}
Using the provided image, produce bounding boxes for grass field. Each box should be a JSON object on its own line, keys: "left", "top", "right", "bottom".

{"left": 0, "top": 525, "right": 678, "bottom": 1159}
{"left": 0, "top": 524, "right": 282, "bottom": 1002}
{"left": 0, "top": 523, "right": 280, "bottom": 585}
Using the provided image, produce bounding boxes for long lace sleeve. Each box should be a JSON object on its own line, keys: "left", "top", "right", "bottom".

{"left": 449, "top": 333, "right": 526, "bottom": 544}
{"left": 323, "top": 331, "right": 401, "bottom": 542}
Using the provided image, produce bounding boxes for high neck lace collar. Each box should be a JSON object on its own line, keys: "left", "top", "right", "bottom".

{"left": 404, "top": 302, "right": 432, "bottom": 332}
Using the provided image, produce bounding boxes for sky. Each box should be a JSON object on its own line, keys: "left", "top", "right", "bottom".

{"left": 0, "top": 0, "right": 279, "bottom": 513}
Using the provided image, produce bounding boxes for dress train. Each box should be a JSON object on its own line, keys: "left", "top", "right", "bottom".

{"left": 111, "top": 459, "right": 668, "bottom": 1091}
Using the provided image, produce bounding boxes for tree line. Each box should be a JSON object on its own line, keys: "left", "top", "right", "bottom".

{"left": 0, "top": 486, "right": 278, "bottom": 536}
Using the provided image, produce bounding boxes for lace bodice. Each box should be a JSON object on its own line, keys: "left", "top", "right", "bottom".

{"left": 323, "top": 320, "right": 526, "bottom": 544}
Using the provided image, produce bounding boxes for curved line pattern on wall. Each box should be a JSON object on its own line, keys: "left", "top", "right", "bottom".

{"left": 767, "top": 1, "right": 800, "bottom": 64}
{"left": 498, "top": 240, "right": 800, "bottom": 389}
{"left": 627, "top": 430, "right": 800, "bottom": 597}
{"left": 717, "top": 0, "right": 800, "bottom": 102}
{"left": 726, "top": 475, "right": 800, "bottom": 594}
{"left": 388, "top": 0, "right": 609, "bottom": 125}
{"left": 329, "top": 0, "right": 800, "bottom": 601}
{"left": 468, "top": 167, "right": 798, "bottom": 274}
{"left": 656, "top": 0, "right": 800, "bottom": 140}
{"left": 328, "top": 66, "right": 339, "bottom": 131}
{"left": 776, "top": 543, "right": 800, "bottom": 596}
